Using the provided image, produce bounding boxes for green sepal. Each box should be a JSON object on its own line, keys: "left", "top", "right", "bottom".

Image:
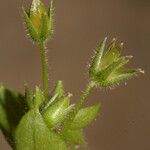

{"left": 48, "top": 0, "right": 54, "bottom": 37}
{"left": 48, "top": 0, "right": 54, "bottom": 18}
{"left": 33, "top": 86, "right": 45, "bottom": 108}
{"left": 70, "top": 104, "right": 100, "bottom": 129}
{"left": 102, "top": 68, "right": 141, "bottom": 87}
{"left": 89, "top": 37, "right": 107, "bottom": 76}
{"left": 40, "top": 13, "right": 51, "bottom": 41}
{"left": 53, "top": 80, "right": 65, "bottom": 98}
{"left": 0, "top": 85, "right": 27, "bottom": 147}
{"left": 41, "top": 93, "right": 58, "bottom": 113}
{"left": 43, "top": 95, "right": 74, "bottom": 129}
{"left": 24, "top": 83, "right": 33, "bottom": 109}
{"left": 95, "top": 57, "right": 129, "bottom": 83}
{"left": 15, "top": 108, "right": 67, "bottom": 150}
{"left": 22, "top": 6, "right": 39, "bottom": 42}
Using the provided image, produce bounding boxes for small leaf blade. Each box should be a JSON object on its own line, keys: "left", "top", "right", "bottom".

{"left": 62, "top": 129, "right": 85, "bottom": 149}
{"left": 70, "top": 104, "right": 100, "bottom": 129}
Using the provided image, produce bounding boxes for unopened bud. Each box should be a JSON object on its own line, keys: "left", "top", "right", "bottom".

{"left": 22, "top": 0, "right": 54, "bottom": 43}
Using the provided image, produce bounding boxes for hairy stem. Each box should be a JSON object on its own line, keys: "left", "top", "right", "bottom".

{"left": 39, "top": 42, "right": 49, "bottom": 97}
{"left": 77, "top": 81, "right": 95, "bottom": 109}
{"left": 62, "top": 81, "right": 95, "bottom": 131}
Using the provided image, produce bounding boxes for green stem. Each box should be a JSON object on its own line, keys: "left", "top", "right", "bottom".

{"left": 39, "top": 42, "right": 49, "bottom": 97}
{"left": 61, "top": 81, "right": 95, "bottom": 131}
{"left": 76, "top": 81, "right": 95, "bottom": 109}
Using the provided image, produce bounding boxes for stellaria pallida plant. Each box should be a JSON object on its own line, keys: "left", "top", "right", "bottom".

{"left": 0, "top": 0, "right": 144, "bottom": 149}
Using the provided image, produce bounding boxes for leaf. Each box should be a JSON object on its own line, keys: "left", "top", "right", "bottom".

{"left": 0, "top": 85, "right": 27, "bottom": 147}
{"left": 62, "top": 129, "right": 85, "bottom": 149}
{"left": 70, "top": 104, "right": 100, "bottom": 129}
{"left": 15, "top": 109, "right": 67, "bottom": 150}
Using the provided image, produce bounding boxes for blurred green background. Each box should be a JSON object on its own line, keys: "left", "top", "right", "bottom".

{"left": 0, "top": 0, "right": 150, "bottom": 149}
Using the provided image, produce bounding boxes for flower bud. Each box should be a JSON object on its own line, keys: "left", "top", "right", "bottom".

{"left": 22, "top": 0, "right": 54, "bottom": 43}
{"left": 89, "top": 38, "right": 143, "bottom": 87}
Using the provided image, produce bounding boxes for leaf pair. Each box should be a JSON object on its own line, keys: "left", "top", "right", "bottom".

{"left": 89, "top": 38, "right": 144, "bottom": 87}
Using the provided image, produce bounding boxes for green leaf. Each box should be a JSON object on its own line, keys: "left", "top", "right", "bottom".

{"left": 0, "top": 85, "right": 27, "bottom": 147}
{"left": 89, "top": 37, "right": 107, "bottom": 76}
{"left": 70, "top": 104, "right": 100, "bottom": 129}
{"left": 62, "top": 129, "right": 85, "bottom": 149}
{"left": 15, "top": 109, "right": 67, "bottom": 150}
